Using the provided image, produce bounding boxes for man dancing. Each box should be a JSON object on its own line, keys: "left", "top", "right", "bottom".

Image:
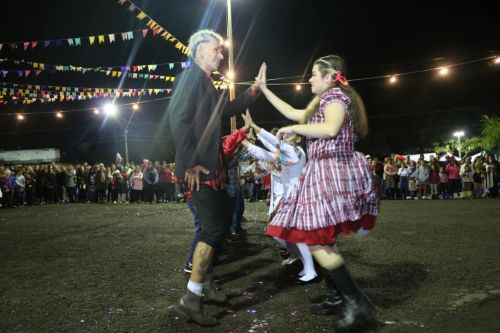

{"left": 168, "top": 29, "right": 263, "bottom": 326}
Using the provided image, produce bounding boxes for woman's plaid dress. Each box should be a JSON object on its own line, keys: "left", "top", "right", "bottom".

{"left": 266, "top": 88, "right": 379, "bottom": 245}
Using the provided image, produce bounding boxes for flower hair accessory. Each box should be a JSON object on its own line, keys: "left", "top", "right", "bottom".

{"left": 331, "top": 71, "right": 348, "bottom": 86}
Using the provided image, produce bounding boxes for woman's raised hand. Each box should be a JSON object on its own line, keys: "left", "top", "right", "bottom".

{"left": 251, "top": 62, "right": 267, "bottom": 91}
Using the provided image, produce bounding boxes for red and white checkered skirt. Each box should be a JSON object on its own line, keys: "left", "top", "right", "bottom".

{"left": 266, "top": 151, "right": 379, "bottom": 245}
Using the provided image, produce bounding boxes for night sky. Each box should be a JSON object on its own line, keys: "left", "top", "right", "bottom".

{"left": 0, "top": 0, "right": 499, "bottom": 162}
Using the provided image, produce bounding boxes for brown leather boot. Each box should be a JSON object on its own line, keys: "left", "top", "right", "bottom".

{"left": 203, "top": 274, "right": 228, "bottom": 303}
{"left": 175, "top": 290, "right": 218, "bottom": 326}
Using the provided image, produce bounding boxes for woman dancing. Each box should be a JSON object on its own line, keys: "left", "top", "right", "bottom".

{"left": 260, "top": 55, "right": 379, "bottom": 331}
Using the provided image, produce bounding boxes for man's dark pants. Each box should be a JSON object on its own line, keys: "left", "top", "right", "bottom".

{"left": 191, "top": 184, "right": 232, "bottom": 265}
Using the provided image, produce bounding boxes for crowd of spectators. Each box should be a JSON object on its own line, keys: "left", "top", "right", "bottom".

{"left": 369, "top": 153, "right": 499, "bottom": 200}
{"left": 0, "top": 157, "right": 271, "bottom": 209}
{"left": 0, "top": 160, "right": 178, "bottom": 208}
{"left": 1, "top": 151, "right": 498, "bottom": 209}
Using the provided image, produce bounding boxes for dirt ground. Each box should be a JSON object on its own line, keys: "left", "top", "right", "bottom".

{"left": 1, "top": 200, "right": 499, "bottom": 333}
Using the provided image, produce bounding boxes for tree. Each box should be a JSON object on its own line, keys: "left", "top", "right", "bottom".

{"left": 433, "top": 115, "right": 500, "bottom": 155}
{"left": 433, "top": 139, "right": 457, "bottom": 154}
{"left": 480, "top": 115, "right": 500, "bottom": 150}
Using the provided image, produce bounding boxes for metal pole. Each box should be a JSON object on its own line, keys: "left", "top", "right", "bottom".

{"left": 227, "top": 0, "right": 236, "bottom": 132}
{"left": 123, "top": 110, "right": 136, "bottom": 164}
{"left": 124, "top": 129, "right": 129, "bottom": 164}
{"left": 458, "top": 135, "right": 461, "bottom": 159}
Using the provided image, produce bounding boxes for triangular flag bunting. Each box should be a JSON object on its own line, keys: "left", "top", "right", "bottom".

{"left": 108, "top": 34, "right": 115, "bottom": 43}
{"left": 142, "top": 29, "right": 148, "bottom": 38}
{"left": 31, "top": 41, "right": 38, "bottom": 49}
{"left": 98, "top": 35, "right": 105, "bottom": 44}
{"left": 75, "top": 38, "right": 81, "bottom": 46}
{"left": 89, "top": 36, "right": 95, "bottom": 45}
{"left": 136, "top": 11, "right": 146, "bottom": 20}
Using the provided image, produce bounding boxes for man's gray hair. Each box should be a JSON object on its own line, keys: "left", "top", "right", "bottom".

{"left": 187, "top": 29, "right": 223, "bottom": 57}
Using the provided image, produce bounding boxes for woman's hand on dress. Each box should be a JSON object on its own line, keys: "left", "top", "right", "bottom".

{"left": 277, "top": 125, "right": 296, "bottom": 140}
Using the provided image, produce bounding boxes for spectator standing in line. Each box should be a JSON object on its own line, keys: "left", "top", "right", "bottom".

{"left": 130, "top": 165, "right": 143, "bottom": 203}
{"left": 429, "top": 163, "right": 440, "bottom": 199}
{"left": 383, "top": 158, "right": 398, "bottom": 199}
{"left": 14, "top": 167, "right": 26, "bottom": 207}
{"left": 446, "top": 157, "right": 461, "bottom": 199}
{"left": 397, "top": 161, "right": 412, "bottom": 199}
{"left": 143, "top": 161, "right": 159, "bottom": 203}
{"left": 414, "top": 161, "right": 430, "bottom": 200}
{"left": 65, "top": 165, "right": 77, "bottom": 203}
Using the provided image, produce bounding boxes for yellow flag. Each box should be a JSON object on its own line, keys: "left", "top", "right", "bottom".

{"left": 89, "top": 36, "right": 95, "bottom": 45}
{"left": 98, "top": 35, "right": 105, "bottom": 44}
{"left": 136, "top": 12, "right": 146, "bottom": 20}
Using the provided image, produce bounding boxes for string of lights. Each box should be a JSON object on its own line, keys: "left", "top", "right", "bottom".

{"left": 0, "top": 57, "right": 191, "bottom": 73}
{"left": 0, "top": 96, "right": 171, "bottom": 120}
{"left": 1, "top": 54, "right": 498, "bottom": 119}
{"left": 234, "top": 55, "right": 500, "bottom": 88}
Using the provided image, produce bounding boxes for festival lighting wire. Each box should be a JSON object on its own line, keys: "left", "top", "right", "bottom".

{"left": 0, "top": 96, "right": 171, "bottom": 116}
{"left": 0, "top": 28, "right": 159, "bottom": 50}
{"left": 234, "top": 55, "right": 499, "bottom": 86}
{"left": 117, "top": 0, "right": 189, "bottom": 54}
{"left": 0, "top": 57, "right": 191, "bottom": 72}
{"left": 1, "top": 55, "right": 498, "bottom": 112}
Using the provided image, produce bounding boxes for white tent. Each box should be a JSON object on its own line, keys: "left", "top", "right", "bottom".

{"left": 438, "top": 152, "right": 461, "bottom": 162}
{"left": 403, "top": 152, "right": 461, "bottom": 162}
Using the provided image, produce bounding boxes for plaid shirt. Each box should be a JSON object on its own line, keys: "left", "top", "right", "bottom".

{"left": 202, "top": 128, "right": 247, "bottom": 192}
